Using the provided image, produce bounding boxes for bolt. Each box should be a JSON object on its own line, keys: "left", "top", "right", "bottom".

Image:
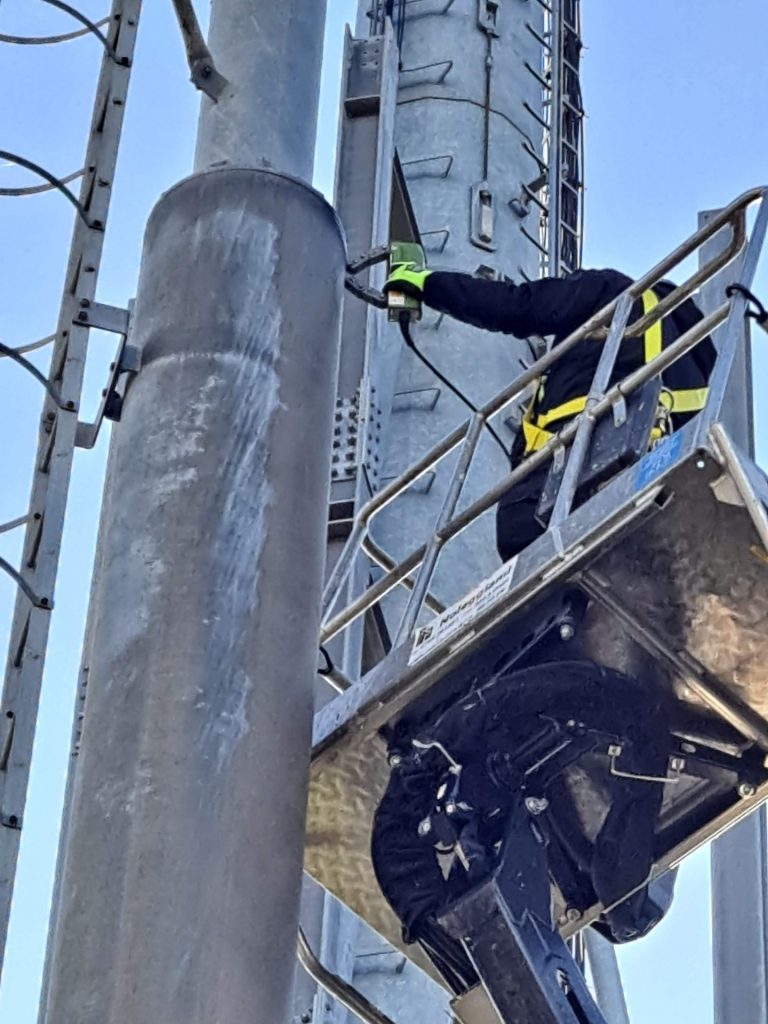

{"left": 525, "top": 796, "right": 549, "bottom": 815}
{"left": 739, "top": 783, "right": 757, "bottom": 799}
{"left": 565, "top": 907, "right": 582, "bottom": 923}
{"left": 201, "top": 64, "right": 212, "bottom": 78}
{"left": 559, "top": 622, "right": 575, "bottom": 641}
{"left": 389, "top": 754, "right": 402, "bottom": 768}
{"left": 417, "top": 817, "right": 431, "bottom": 837}
{"left": 79, "top": 298, "right": 90, "bottom": 308}
{"left": 696, "top": 459, "right": 706, "bottom": 470}
{"left": 445, "top": 801, "right": 457, "bottom": 816}
{"left": 77, "top": 311, "right": 88, "bottom": 322}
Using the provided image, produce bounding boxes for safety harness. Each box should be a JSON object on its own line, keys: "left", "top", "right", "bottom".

{"left": 522, "top": 290, "right": 710, "bottom": 454}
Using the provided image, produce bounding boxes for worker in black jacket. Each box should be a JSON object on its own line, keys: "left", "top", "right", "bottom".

{"left": 385, "top": 260, "right": 715, "bottom": 562}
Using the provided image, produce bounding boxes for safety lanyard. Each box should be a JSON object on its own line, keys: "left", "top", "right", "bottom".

{"left": 523, "top": 289, "right": 709, "bottom": 454}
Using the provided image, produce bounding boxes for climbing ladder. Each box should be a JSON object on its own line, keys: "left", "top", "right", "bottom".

{"left": 0, "top": 1, "right": 142, "bottom": 974}
{"left": 307, "top": 186, "right": 768, "bottom": 1022}
{"left": 522, "top": 0, "right": 584, "bottom": 276}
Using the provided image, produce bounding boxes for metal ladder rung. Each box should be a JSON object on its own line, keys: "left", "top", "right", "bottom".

{"left": 526, "top": 22, "right": 552, "bottom": 52}
{"left": 562, "top": 56, "right": 580, "bottom": 77}
{"left": 524, "top": 61, "right": 552, "bottom": 91}
{"left": 11, "top": 613, "right": 31, "bottom": 671}
{"left": 24, "top": 514, "right": 45, "bottom": 572}
{"left": 562, "top": 136, "right": 579, "bottom": 156}
{"left": 38, "top": 415, "right": 58, "bottom": 474}
{"left": 523, "top": 101, "right": 549, "bottom": 132}
{"left": 522, "top": 184, "right": 549, "bottom": 214}
{"left": 523, "top": 143, "right": 547, "bottom": 172}
{"left": 521, "top": 225, "right": 549, "bottom": 257}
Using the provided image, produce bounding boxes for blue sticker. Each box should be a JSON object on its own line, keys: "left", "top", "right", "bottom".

{"left": 635, "top": 431, "right": 684, "bottom": 491}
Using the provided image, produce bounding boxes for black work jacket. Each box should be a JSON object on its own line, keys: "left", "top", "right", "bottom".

{"left": 423, "top": 268, "right": 715, "bottom": 432}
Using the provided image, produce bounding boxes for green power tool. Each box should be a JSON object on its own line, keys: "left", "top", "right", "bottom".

{"left": 387, "top": 241, "right": 426, "bottom": 323}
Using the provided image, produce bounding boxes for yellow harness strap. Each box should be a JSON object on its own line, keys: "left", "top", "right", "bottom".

{"left": 642, "top": 289, "right": 663, "bottom": 363}
{"left": 522, "top": 289, "right": 708, "bottom": 455}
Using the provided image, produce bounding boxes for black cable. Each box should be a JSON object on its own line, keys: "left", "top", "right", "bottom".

{"left": 317, "top": 645, "right": 333, "bottom": 677}
{"left": 726, "top": 283, "right": 768, "bottom": 326}
{"left": 398, "top": 314, "right": 510, "bottom": 460}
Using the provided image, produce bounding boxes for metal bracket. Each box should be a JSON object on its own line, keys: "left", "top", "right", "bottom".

{"left": 74, "top": 299, "right": 129, "bottom": 333}
{"left": 170, "top": 0, "right": 228, "bottom": 101}
{"left": 330, "top": 379, "right": 383, "bottom": 490}
{"left": 470, "top": 181, "right": 496, "bottom": 250}
{"left": 345, "top": 245, "right": 389, "bottom": 309}
{"left": 477, "top": 0, "right": 501, "bottom": 35}
{"left": 331, "top": 396, "right": 363, "bottom": 486}
{"left": 75, "top": 302, "right": 140, "bottom": 449}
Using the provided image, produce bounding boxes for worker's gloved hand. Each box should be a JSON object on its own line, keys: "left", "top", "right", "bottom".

{"left": 383, "top": 257, "right": 432, "bottom": 300}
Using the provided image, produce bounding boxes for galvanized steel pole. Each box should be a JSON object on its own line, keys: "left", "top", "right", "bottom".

{"left": 39, "top": 3, "right": 343, "bottom": 1023}
{"left": 699, "top": 209, "right": 768, "bottom": 1024}
{"left": 585, "top": 931, "right": 631, "bottom": 1024}
{"left": 194, "top": 0, "right": 327, "bottom": 177}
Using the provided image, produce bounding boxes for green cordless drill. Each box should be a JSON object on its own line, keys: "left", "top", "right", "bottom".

{"left": 386, "top": 241, "right": 429, "bottom": 322}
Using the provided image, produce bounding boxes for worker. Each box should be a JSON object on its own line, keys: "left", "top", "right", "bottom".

{"left": 369, "top": 255, "right": 711, "bottom": 979}
{"left": 371, "top": 656, "right": 677, "bottom": 981}
{"left": 384, "top": 256, "right": 715, "bottom": 562}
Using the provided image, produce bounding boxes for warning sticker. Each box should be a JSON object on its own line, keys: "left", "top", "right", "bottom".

{"left": 408, "top": 558, "right": 518, "bottom": 666}
{"left": 634, "top": 431, "right": 684, "bottom": 491}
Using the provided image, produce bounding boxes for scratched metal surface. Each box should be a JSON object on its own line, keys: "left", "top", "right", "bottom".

{"left": 305, "top": 732, "right": 443, "bottom": 980}
{"left": 588, "top": 456, "right": 768, "bottom": 719}
{"left": 305, "top": 452, "right": 768, "bottom": 969}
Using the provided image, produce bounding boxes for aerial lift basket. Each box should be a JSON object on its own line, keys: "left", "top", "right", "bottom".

{"left": 306, "top": 187, "right": 768, "bottom": 1014}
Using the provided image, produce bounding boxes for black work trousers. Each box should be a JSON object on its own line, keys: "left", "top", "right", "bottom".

{"left": 495, "top": 460, "right": 550, "bottom": 563}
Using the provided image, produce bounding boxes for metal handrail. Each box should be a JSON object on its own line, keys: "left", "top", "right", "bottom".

{"left": 297, "top": 929, "right": 397, "bottom": 1024}
{"left": 321, "top": 186, "right": 766, "bottom": 650}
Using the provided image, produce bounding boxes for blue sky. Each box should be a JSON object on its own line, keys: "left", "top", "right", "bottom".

{"left": 0, "top": 1, "right": 767, "bottom": 1021}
